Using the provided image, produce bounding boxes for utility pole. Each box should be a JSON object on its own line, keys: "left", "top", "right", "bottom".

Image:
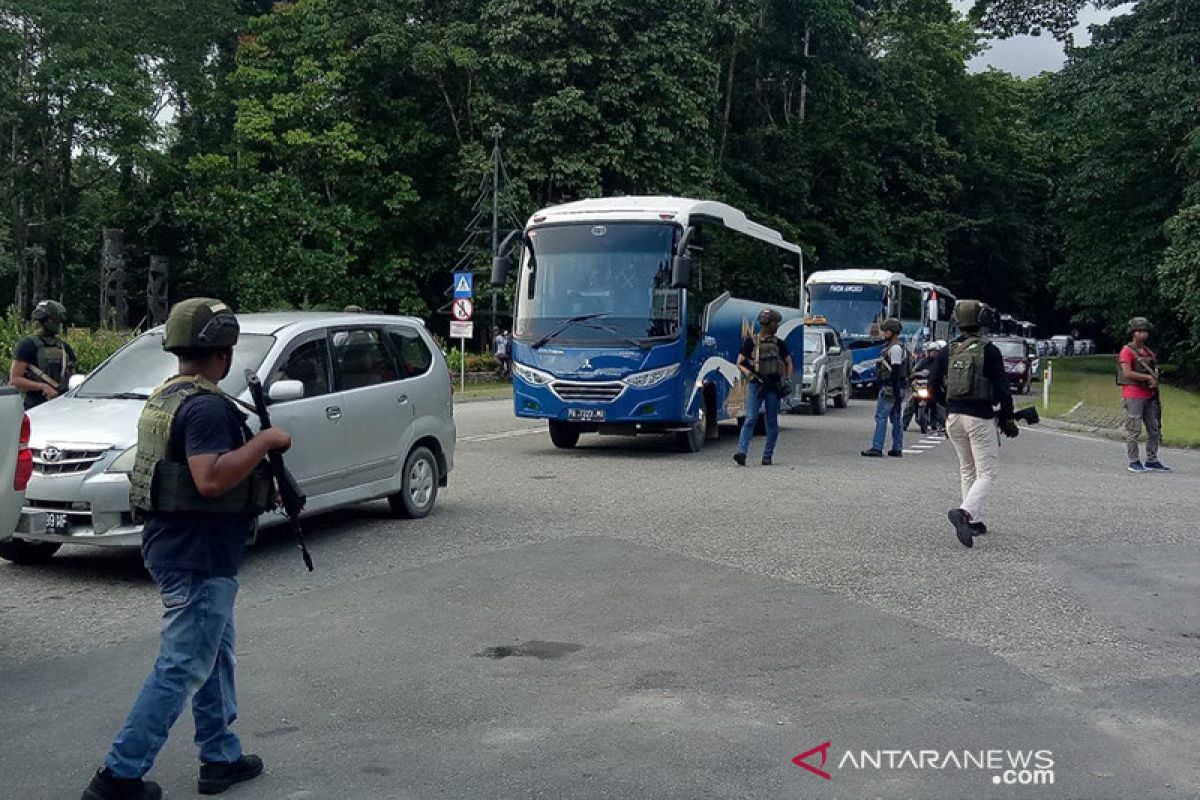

{"left": 490, "top": 124, "right": 502, "bottom": 337}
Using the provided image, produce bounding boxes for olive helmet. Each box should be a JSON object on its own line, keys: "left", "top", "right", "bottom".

{"left": 880, "top": 317, "right": 902, "bottom": 335}
{"left": 1127, "top": 316, "right": 1152, "bottom": 334}
{"left": 953, "top": 299, "right": 984, "bottom": 330}
{"left": 163, "top": 298, "right": 239, "bottom": 353}
{"left": 757, "top": 308, "right": 783, "bottom": 330}
{"left": 31, "top": 299, "right": 67, "bottom": 323}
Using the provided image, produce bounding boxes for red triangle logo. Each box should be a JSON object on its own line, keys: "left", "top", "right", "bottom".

{"left": 793, "top": 741, "right": 832, "bottom": 780}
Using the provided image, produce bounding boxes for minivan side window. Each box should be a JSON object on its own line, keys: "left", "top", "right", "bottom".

{"left": 269, "top": 338, "right": 332, "bottom": 399}
{"left": 385, "top": 326, "right": 432, "bottom": 378}
{"left": 332, "top": 328, "right": 398, "bottom": 389}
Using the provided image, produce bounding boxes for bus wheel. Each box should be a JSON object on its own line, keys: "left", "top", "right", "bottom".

{"left": 548, "top": 420, "right": 581, "bottom": 449}
{"left": 676, "top": 408, "right": 706, "bottom": 453}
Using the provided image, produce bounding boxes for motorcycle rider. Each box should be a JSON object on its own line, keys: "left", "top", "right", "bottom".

{"left": 904, "top": 340, "right": 945, "bottom": 433}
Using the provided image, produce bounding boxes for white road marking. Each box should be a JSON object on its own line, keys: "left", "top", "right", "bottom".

{"left": 458, "top": 428, "right": 545, "bottom": 443}
{"left": 1067, "top": 400, "right": 1084, "bottom": 415}
{"left": 902, "top": 449, "right": 925, "bottom": 454}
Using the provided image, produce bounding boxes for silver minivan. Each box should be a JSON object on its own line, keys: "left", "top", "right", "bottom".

{"left": 2, "top": 312, "right": 455, "bottom": 563}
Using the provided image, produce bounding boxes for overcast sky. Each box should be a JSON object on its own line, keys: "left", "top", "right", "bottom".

{"left": 953, "top": 2, "right": 1134, "bottom": 77}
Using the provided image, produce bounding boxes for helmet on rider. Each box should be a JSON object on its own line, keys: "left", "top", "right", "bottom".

{"left": 757, "top": 308, "right": 782, "bottom": 333}
{"left": 880, "top": 317, "right": 902, "bottom": 336}
{"left": 1127, "top": 316, "right": 1152, "bottom": 335}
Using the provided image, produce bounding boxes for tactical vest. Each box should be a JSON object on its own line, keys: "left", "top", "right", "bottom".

{"left": 946, "top": 337, "right": 990, "bottom": 401}
{"left": 753, "top": 335, "right": 784, "bottom": 379}
{"left": 21, "top": 334, "right": 74, "bottom": 408}
{"left": 877, "top": 344, "right": 911, "bottom": 384}
{"left": 1116, "top": 345, "right": 1156, "bottom": 386}
{"left": 128, "top": 375, "right": 274, "bottom": 517}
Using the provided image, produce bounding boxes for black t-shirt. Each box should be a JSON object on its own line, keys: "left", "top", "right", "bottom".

{"left": 141, "top": 393, "right": 256, "bottom": 577}
{"left": 931, "top": 339, "right": 1014, "bottom": 420}
{"left": 739, "top": 335, "right": 791, "bottom": 386}
{"left": 14, "top": 335, "right": 75, "bottom": 408}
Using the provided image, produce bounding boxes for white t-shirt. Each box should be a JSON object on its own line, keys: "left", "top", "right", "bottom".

{"left": 886, "top": 343, "right": 905, "bottom": 365}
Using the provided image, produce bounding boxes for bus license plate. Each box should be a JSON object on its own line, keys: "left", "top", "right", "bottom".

{"left": 567, "top": 409, "right": 605, "bottom": 422}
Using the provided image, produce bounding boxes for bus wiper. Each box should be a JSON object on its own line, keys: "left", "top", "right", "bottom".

{"left": 579, "top": 320, "right": 652, "bottom": 350}
{"left": 531, "top": 312, "right": 612, "bottom": 349}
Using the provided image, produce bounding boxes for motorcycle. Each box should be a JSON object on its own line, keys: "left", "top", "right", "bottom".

{"left": 905, "top": 369, "right": 937, "bottom": 434}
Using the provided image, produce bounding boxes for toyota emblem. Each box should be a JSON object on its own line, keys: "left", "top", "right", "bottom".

{"left": 41, "top": 446, "right": 62, "bottom": 463}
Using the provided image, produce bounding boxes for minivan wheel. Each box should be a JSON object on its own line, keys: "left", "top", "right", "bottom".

{"left": 548, "top": 420, "right": 581, "bottom": 449}
{"left": 0, "top": 540, "right": 61, "bottom": 565}
{"left": 388, "top": 446, "right": 439, "bottom": 519}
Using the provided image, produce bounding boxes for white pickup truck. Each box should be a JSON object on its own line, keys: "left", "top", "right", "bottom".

{"left": 0, "top": 385, "right": 41, "bottom": 562}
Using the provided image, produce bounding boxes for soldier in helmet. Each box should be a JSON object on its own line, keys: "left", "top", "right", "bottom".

{"left": 1118, "top": 317, "right": 1169, "bottom": 473}
{"left": 861, "top": 317, "right": 910, "bottom": 458}
{"left": 82, "top": 299, "right": 290, "bottom": 800}
{"left": 10, "top": 299, "right": 76, "bottom": 409}
{"left": 929, "top": 300, "right": 1015, "bottom": 548}
{"left": 734, "top": 308, "right": 794, "bottom": 466}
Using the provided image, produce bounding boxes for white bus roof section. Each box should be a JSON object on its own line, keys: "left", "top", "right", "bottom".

{"left": 806, "top": 268, "right": 916, "bottom": 287}
{"left": 528, "top": 196, "right": 802, "bottom": 255}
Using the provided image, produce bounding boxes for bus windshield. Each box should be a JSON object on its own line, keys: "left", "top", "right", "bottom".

{"left": 808, "top": 283, "right": 887, "bottom": 340}
{"left": 515, "top": 222, "right": 681, "bottom": 346}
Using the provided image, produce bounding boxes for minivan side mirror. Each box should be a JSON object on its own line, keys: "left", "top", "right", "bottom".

{"left": 828, "top": 346, "right": 842, "bottom": 355}
{"left": 267, "top": 379, "right": 305, "bottom": 403}
{"left": 68, "top": 373, "right": 87, "bottom": 391}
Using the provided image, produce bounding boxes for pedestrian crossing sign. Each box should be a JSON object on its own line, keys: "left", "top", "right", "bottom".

{"left": 453, "top": 272, "right": 474, "bottom": 298}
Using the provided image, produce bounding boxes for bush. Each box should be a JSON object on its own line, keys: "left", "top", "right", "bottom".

{"left": 0, "top": 306, "right": 135, "bottom": 380}
{"left": 445, "top": 349, "right": 499, "bottom": 373}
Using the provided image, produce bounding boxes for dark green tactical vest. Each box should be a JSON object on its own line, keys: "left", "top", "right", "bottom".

{"left": 129, "top": 375, "right": 274, "bottom": 517}
{"left": 1116, "top": 344, "right": 1155, "bottom": 386}
{"left": 877, "top": 344, "right": 912, "bottom": 384}
{"left": 753, "top": 335, "right": 784, "bottom": 379}
{"left": 21, "top": 334, "right": 74, "bottom": 409}
{"left": 947, "top": 337, "right": 990, "bottom": 401}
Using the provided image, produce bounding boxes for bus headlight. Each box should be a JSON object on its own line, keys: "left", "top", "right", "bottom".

{"left": 106, "top": 446, "right": 138, "bottom": 474}
{"left": 511, "top": 362, "right": 554, "bottom": 386}
{"left": 623, "top": 364, "right": 681, "bottom": 388}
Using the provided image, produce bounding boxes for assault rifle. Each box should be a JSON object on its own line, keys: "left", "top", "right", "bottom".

{"left": 245, "top": 370, "right": 313, "bottom": 571}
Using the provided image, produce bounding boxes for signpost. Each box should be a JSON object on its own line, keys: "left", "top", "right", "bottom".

{"left": 451, "top": 272, "right": 474, "bottom": 392}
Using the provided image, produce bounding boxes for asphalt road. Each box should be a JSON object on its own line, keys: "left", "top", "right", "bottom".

{"left": 2, "top": 396, "right": 1198, "bottom": 799}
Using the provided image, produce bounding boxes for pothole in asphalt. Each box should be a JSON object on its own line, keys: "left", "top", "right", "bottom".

{"left": 474, "top": 640, "right": 583, "bottom": 660}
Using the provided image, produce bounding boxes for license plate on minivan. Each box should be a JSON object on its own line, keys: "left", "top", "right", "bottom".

{"left": 567, "top": 408, "right": 605, "bottom": 422}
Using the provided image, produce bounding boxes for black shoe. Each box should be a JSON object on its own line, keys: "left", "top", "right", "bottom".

{"left": 761, "top": 457, "right": 772, "bottom": 466}
{"left": 887, "top": 449, "right": 903, "bottom": 458}
{"left": 82, "top": 768, "right": 162, "bottom": 800}
{"left": 199, "top": 754, "right": 264, "bottom": 795}
{"left": 970, "top": 521, "right": 988, "bottom": 535}
{"left": 733, "top": 452, "right": 747, "bottom": 466}
{"left": 860, "top": 448, "right": 883, "bottom": 458}
{"left": 948, "top": 508, "right": 974, "bottom": 548}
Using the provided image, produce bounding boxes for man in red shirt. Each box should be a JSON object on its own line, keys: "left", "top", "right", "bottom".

{"left": 1118, "top": 317, "right": 1169, "bottom": 473}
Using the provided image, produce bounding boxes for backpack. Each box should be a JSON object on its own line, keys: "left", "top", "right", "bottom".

{"left": 946, "top": 337, "right": 990, "bottom": 401}
{"left": 753, "top": 335, "right": 783, "bottom": 379}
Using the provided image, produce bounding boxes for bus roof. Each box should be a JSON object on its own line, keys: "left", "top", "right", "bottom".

{"left": 806, "top": 268, "right": 917, "bottom": 287}
{"left": 526, "top": 196, "right": 802, "bottom": 255}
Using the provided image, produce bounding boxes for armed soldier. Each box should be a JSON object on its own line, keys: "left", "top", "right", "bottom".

{"left": 82, "top": 299, "right": 291, "bottom": 800}
{"left": 861, "top": 317, "right": 909, "bottom": 458}
{"left": 10, "top": 299, "right": 76, "bottom": 408}
{"left": 930, "top": 300, "right": 1015, "bottom": 548}
{"left": 1118, "top": 317, "right": 1170, "bottom": 473}
{"left": 734, "top": 308, "right": 793, "bottom": 466}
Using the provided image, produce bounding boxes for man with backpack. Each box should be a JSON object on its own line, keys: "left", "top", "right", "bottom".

{"left": 1118, "top": 317, "right": 1170, "bottom": 473}
{"left": 930, "top": 300, "right": 1015, "bottom": 548}
{"left": 861, "top": 317, "right": 909, "bottom": 458}
{"left": 733, "top": 308, "right": 793, "bottom": 466}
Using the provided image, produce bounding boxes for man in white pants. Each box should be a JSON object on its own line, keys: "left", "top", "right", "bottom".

{"left": 930, "top": 300, "right": 1016, "bottom": 548}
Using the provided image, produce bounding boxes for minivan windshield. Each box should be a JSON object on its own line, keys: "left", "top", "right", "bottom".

{"left": 994, "top": 340, "right": 1027, "bottom": 358}
{"left": 75, "top": 332, "right": 275, "bottom": 399}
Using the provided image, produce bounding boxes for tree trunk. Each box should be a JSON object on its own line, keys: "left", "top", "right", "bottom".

{"left": 799, "top": 22, "right": 811, "bottom": 126}
{"left": 717, "top": 46, "right": 738, "bottom": 166}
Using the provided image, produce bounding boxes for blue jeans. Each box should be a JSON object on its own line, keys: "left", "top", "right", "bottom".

{"left": 872, "top": 390, "right": 905, "bottom": 452}
{"left": 105, "top": 569, "right": 242, "bottom": 778}
{"left": 737, "top": 380, "right": 780, "bottom": 459}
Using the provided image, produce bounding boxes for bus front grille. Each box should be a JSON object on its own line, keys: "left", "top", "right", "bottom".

{"left": 551, "top": 381, "right": 625, "bottom": 403}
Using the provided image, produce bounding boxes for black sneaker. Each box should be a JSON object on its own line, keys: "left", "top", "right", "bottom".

{"left": 948, "top": 508, "right": 974, "bottom": 548}
{"left": 1144, "top": 461, "right": 1172, "bottom": 472}
{"left": 82, "top": 768, "right": 162, "bottom": 800}
{"left": 733, "top": 452, "right": 747, "bottom": 466}
{"left": 887, "top": 449, "right": 903, "bottom": 458}
{"left": 969, "top": 521, "right": 988, "bottom": 535}
{"left": 761, "top": 457, "right": 773, "bottom": 466}
{"left": 199, "top": 754, "right": 264, "bottom": 795}
{"left": 860, "top": 448, "right": 883, "bottom": 458}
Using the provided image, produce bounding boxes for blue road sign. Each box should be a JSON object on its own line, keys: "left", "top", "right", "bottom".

{"left": 453, "top": 272, "right": 474, "bottom": 298}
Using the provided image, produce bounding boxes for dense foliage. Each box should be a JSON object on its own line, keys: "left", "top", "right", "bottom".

{"left": 0, "top": 0, "right": 1196, "bottom": 374}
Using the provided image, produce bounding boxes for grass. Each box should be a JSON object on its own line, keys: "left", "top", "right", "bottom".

{"left": 454, "top": 379, "right": 514, "bottom": 402}
{"left": 1037, "top": 355, "right": 1200, "bottom": 448}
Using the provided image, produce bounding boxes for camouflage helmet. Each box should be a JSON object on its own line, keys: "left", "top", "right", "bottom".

{"left": 1127, "top": 316, "right": 1152, "bottom": 334}
{"left": 31, "top": 299, "right": 67, "bottom": 323}
{"left": 880, "top": 317, "right": 902, "bottom": 335}
{"left": 953, "top": 299, "right": 984, "bottom": 330}
{"left": 757, "top": 308, "right": 782, "bottom": 330}
{"left": 163, "top": 298, "right": 239, "bottom": 353}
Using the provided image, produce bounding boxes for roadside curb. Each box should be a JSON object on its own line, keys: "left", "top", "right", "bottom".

{"left": 1036, "top": 414, "right": 1124, "bottom": 442}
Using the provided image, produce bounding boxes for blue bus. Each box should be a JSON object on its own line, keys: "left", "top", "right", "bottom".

{"left": 804, "top": 269, "right": 927, "bottom": 391}
{"left": 491, "top": 197, "right": 805, "bottom": 452}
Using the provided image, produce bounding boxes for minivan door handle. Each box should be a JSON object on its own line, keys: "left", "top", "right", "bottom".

{"left": 325, "top": 405, "right": 342, "bottom": 421}
{"left": 396, "top": 394, "right": 409, "bottom": 404}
